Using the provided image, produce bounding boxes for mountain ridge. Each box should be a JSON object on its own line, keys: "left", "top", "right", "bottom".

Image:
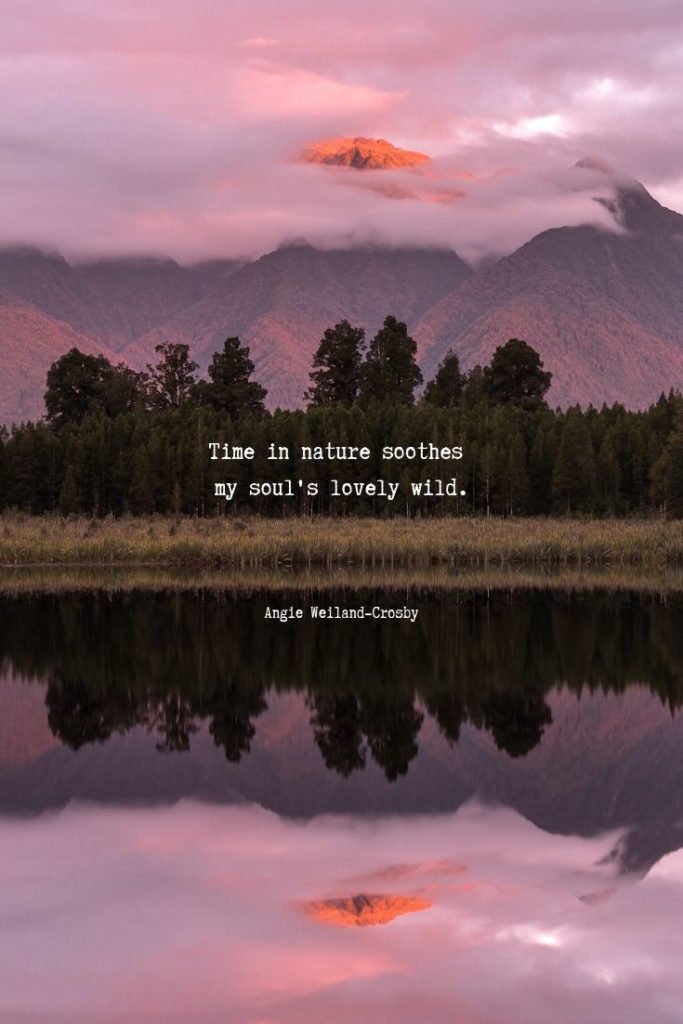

{"left": 129, "top": 244, "right": 473, "bottom": 407}
{"left": 417, "top": 180, "right": 683, "bottom": 407}
{"left": 1, "top": 170, "right": 683, "bottom": 421}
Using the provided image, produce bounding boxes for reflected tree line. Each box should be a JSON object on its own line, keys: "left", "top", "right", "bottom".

{"left": 0, "top": 589, "right": 682, "bottom": 780}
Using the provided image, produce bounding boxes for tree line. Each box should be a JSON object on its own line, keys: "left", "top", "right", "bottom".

{"left": 1, "top": 314, "right": 683, "bottom": 516}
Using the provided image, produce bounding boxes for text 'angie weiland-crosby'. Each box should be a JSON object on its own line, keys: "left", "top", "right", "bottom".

{"left": 207, "top": 441, "right": 467, "bottom": 502}
{"left": 264, "top": 605, "right": 420, "bottom": 623}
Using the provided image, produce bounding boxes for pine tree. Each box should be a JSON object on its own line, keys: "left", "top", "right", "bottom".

{"left": 305, "top": 320, "right": 365, "bottom": 407}
{"left": 552, "top": 412, "right": 596, "bottom": 512}
{"left": 664, "top": 418, "right": 683, "bottom": 517}
{"left": 59, "top": 463, "right": 79, "bottom": 515}
{"left": 650, "top": 448, "right": 670, "bottom": 510}
{"left": 529, "top": 421, "right": 556, "bottom": 514}
{"left": 506, "top": 432, "right": 529, "bottom": 514}
{"left": 423, "top": 350, "right": 464, "bottom": 408}
{"left": 130, "top": 446, "right": 155, "bottom": 514}
{"left": 359, "top": 316, "right": 423, "bottom": 406}
{"left": 484, "top": 339, "right": 552, "bottom": 410}
{"left": 196, "top": 336, "right": 267, "bottom": 419}
{"left": 462, "top": 365, "right": 488, "bottom": 406}
{"left": 597, "top": 429, "right": 620, "bottom": 514}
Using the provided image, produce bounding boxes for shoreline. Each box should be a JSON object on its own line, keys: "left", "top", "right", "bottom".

{"left": 1, "top": 563, "right": 683, "bottom": 594}
{"left": 0, "top": 514, "right": 682, "bottom": 579}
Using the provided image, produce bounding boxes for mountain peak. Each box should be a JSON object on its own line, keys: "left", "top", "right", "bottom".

{"left": 573, "top": 157, "right": 680, "bottom": 234}
{"left": 300, "top": 136, "right": 431, "bottom": 170}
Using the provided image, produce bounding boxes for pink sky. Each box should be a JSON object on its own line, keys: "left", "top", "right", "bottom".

{"left": 1, "top": 0, "right": 683, "bottom": 259}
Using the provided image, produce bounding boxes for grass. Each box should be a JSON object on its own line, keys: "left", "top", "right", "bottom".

{"left": 1, "top": 563, "right": 683, "bottom": 597}
{"left": 0, "top": 513, "right": 682, "bottom": 571}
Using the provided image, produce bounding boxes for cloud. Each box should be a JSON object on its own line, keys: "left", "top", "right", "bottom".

{"left": 233, "top": 64, "right": 405, "bottom": 119}
{"left": 0, "top": 1, "right": 682, "bottom": 259}
{"left": 493, "top": 114, "right": 571, "bottom": 140}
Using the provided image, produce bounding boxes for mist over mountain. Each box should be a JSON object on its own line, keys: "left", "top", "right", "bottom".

{"left": 0, "top": 166, "right": 682, "bottom": 421}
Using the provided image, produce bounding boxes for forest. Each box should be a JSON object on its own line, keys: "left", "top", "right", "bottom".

{"left": 1, "top": 314, "right": 683, "bottom": 517}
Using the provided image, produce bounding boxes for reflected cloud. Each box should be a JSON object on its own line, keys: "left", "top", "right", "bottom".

{"left": 0, "top": 800, "right": 679, "bottom": 1022}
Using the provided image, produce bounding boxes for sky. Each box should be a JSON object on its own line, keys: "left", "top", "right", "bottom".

{"left": 2, "top": 0, "right": 683, "bottom": 261}
{"left": 0, "top": 800, "right": 681, "bottom": 1023}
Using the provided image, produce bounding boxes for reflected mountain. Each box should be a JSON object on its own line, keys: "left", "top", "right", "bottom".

{"left": 302, "top": 893, "right": 432, "bottom": 927}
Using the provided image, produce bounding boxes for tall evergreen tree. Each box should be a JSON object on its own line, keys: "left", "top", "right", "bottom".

{"left": 359, "top": 316, "right": 423, "bottom": 405}
{"left": 461, "top": 364, "right": 488, "bottom": 406}
{"left": 484, "top": 339, "right": 552, "bottom": 410}
{"left": 305, "top": 320, "right": 365, "bottom": 407}
{"left": 597, "top": 429, "right": 621, "bottom": 514}
{"left": 197, "top": 337, "right": 267, "bottom": 419}
{"left": 423, "top": 350, "right": 465, "bottom": 408}
{"left": 58, "top": 463, "right": 79, "bottom": 515}
{"left": 505, "top": 432, "right": 529, "bottom": 514}
{"left": 650, "top": 448, "right": 670, "bottom": 510}
{"left": 664, "top": 416, "right": 683, "bottom": 517}
{"left": 529, "top": 421, "right": 556, "bottom": 514}
{"left": 130, "top": 446, "right": 155, "bottom": 514}
{"left": 552, "top": 412, "right": 596, "bottom": 511}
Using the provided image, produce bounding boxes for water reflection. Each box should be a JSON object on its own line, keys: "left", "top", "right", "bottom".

{"left": 0, "top": 801, "right": 680, "bottom": 1024}
{"left": 0, "top": 585, "right": 682, "bottom": 1022}
{"left": 0, "top": 588, "right": 682, "bottom": 774}
{"left": 0, "top": 587, "right": 682, "bottom": 873}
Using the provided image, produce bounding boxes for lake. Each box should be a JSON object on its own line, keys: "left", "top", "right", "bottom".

{"left": 0, "top": 582, "right": 681, "bottom": 1022}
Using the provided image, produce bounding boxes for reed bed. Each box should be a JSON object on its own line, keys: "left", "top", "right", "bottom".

{"left": 0, "top": 513, "right": 682, "bottom": 571}
{"left": 0, "top": 563, "right": 682, "bottom": 597}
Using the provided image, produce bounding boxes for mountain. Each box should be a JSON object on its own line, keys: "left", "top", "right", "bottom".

{"left": 1, "top": 686, "right": 682, "bottom": 875}
{"left": 300, "top": 136, "right": 431, "bottom": 170}
{"left": 0, "top": 249, "right": 244, "bottom": 352}
{"left": 75, "top": 256, "right": 243, "bottom": 350}
{"left": 131, "top": 244, "right": 473, "bottom": 408}
{"left": 417, "top": 172, "right": 683, "bottom": 407}
{"left": 0, "top": 247, "right": 128, "bottom": 346}
{"left": 0, "top": 301, "right": 111, "bottom": 423}
{"left": 0, "top": 251, "right": 244, "bottom": 423}
{"left": 1, "top": 164, "right": 683, "bottom": 420}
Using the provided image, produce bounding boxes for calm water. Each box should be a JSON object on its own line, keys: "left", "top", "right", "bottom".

{"left": 0, "top": 585, "right": 682, "bottom": 1022}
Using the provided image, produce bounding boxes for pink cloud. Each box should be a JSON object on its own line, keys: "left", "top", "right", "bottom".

{"left": 1, "top": 0, "right": 683, "bottom": 257}
{"left": 233, "top": 63, "right": 406, "bottom": 119}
